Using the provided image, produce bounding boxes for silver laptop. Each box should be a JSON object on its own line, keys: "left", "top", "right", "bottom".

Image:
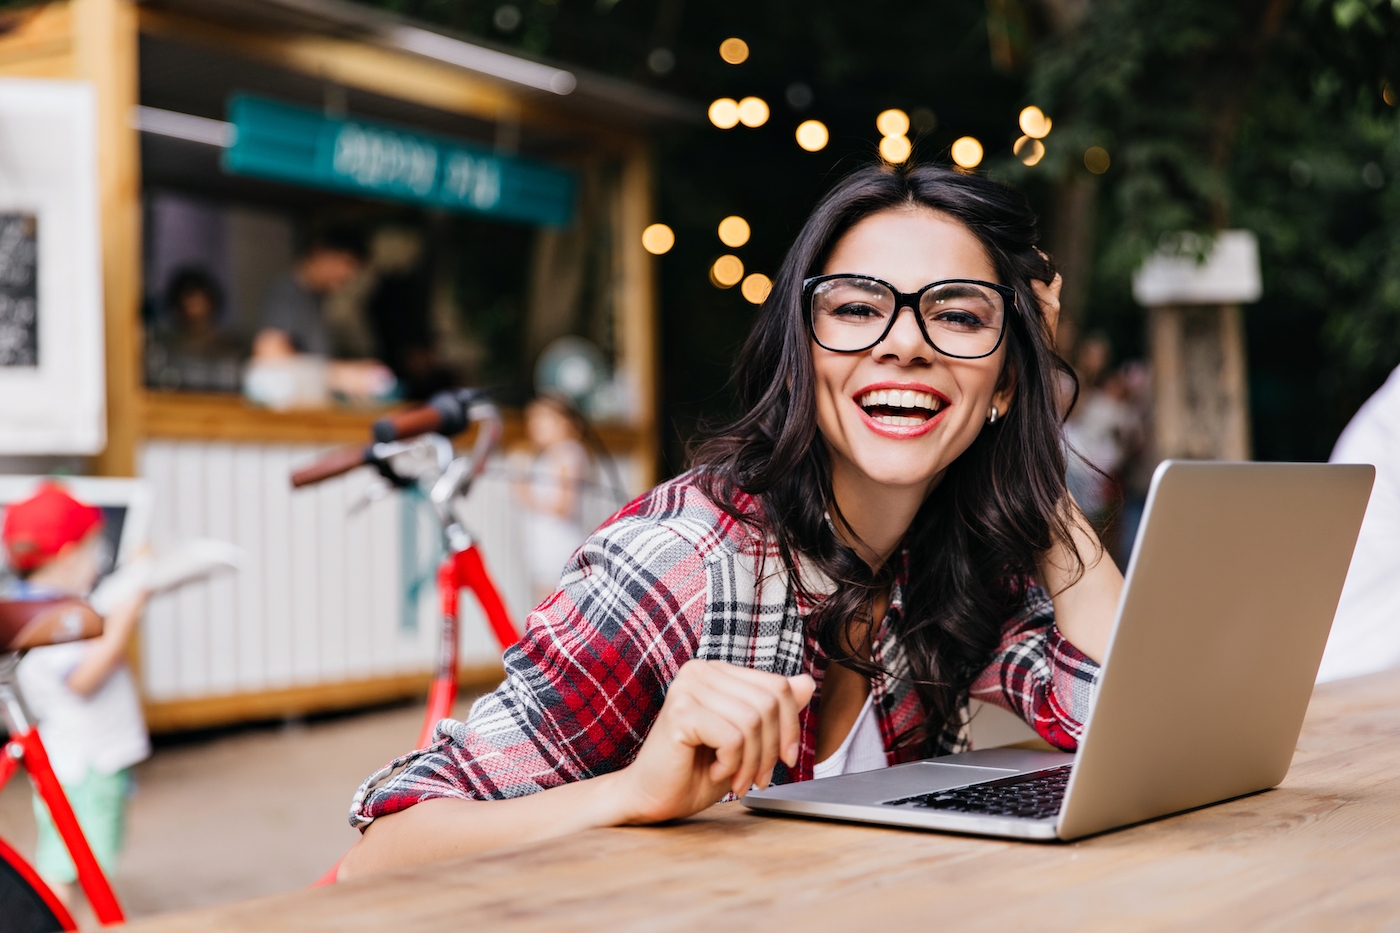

{"left": 744, "top": 461, "right": 1373, "bottom": 841}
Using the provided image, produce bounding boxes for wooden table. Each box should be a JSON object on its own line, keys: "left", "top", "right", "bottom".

{"left": 128, "top": 671, "right": 1400, "bottom": 931}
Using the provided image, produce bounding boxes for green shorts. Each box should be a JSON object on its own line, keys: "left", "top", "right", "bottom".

{"left": 31, "top": 767, "right": 132, "bottom": 886}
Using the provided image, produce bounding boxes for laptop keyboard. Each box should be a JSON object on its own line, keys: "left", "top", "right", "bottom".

{"left": 883, "top": 764, "right": 1072, "bottom": 820}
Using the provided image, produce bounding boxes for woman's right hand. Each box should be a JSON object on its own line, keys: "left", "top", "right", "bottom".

{"left": 609, "top": 659, "right": 816, "bottom": 825}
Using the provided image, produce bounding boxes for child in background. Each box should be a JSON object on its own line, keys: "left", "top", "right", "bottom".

{"left": 513, "top": 395, "right": 590, "bottom": 605}
{"left": 3, "top": 482, "right": 150, "bottom": 908}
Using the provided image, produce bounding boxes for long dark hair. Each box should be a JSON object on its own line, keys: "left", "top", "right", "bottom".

{"left": 690, "top": 163, "right": 1081, "bottom": 754}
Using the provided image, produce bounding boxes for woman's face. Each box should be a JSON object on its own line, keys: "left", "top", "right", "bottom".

{"left": 812, "top": 206, "right": 1014, "bottom": 497}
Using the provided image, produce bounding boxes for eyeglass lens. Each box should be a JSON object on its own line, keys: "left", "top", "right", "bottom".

{"left": 810, "top": 277, "right": 1006, "bottom": 357}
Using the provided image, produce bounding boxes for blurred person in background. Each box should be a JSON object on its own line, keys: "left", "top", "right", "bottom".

{"left": 252, "top": 226, "right": 396, "bottom": 403}
{"left": 512, "top": 394, "right": 590, "bottom": 605}
{"left": 3, "top": 483, "right": 149, "bottom": 916}
{"left": 1063, "top": 336, "right": 1141, "bottom": 536}
{"left": 144, "top": 266, "right": 242, "bottom": 393}
{"left": 1317, "top": 365, "right": 1400, "bottom": 682}
{"left": 364, "top": 227, "right": 459, "bottom": 400}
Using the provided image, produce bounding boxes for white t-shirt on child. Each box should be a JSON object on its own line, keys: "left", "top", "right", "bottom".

{"left": 17, "top": 642, "right": 150, "bottom": 784}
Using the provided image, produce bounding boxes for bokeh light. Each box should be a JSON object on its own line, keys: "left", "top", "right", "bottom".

{"left": 1384, "top": 83, "right": 1397, "bottom": 107}
{"left": 951, "top": 136, "right": 983, "bottom": 169}
{"left": 1018, "top": 106, "right": 1052, "bottom": 139}
{"left": 711, "top": 255, "right": 745, "bottom": 288}
{"left": 1084, "top": 146, "right": 1111, "bottom": 174}
{"left": 719, "top": 38, "right": 750, "bottom": 65}
{"left": 741, "top": 273, "right": 773, "bottom": 305}
{"left": 708, "top": 98, "right": 739, "bottom": 129}
{"left": 641, "top": 223, "right": 675, "bottom": 255}
{"left": 876, "top": 109, "right": 910, "bottom": 138}
{"left": 737, "top": 97, "right": 770, "bottom": 128}
{"left": 1013, "top": 135, "right": 1045, "bottom": 166}
{"left": 879, "top": 134, "right": 912, "bottom": 164}
{"left": 718, "top": 216, "right": 751, "bottom": 248}
{"left": 795, "top": 119, "right": 829, "bottom": 152}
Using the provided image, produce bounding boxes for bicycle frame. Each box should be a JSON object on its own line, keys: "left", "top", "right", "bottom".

{"left": 0, "top": 652, "right": 125, "bottom": 926}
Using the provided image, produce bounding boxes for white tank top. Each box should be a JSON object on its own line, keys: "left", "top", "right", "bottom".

{"left": 812, "top": 691, "right": 888, "bottom": 779}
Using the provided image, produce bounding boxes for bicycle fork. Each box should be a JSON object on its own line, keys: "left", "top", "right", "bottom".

{"left": 416, "top": 527, "right": 519, "bottom": 749}
{"left": 0, "top": 653, "right": 125, "bottom": 926}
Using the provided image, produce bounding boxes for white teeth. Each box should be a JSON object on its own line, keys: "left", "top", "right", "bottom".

{"left": 858, "top": 389, "right": 942, "bottom": 412}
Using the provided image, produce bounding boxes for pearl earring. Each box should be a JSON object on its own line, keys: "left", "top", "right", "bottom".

{"left": 988, "top": 405, "right": 999, "bottom": 425}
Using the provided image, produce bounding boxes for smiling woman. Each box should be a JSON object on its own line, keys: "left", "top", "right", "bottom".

{"left": 337, "top": 164, "right": 1123, "bottom": 879}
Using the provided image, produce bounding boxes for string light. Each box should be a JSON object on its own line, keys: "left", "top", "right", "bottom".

{"left": 708, "top": 98, "right": 740, "bottom": 129}
{"left": 951, "top": 136, "right": 983, "bottom": 169}
{"left": 711, "top": 255, "right": 745, "bottom": 288}
{"left": 879, "top": 134, "right": 912, "bottom": 164}
{"left": 737, "top": 97, "right": 769, "bottom": 127}
{"left": 641, "top": 223, "right": 674, "bottom": 255}
{"left": 876, "top": 109, "right": 909, "bottom": 138}
{"left": 1018, "top": 106, "right": 1052, "bottom": 139}
{"left": 1013, "top": 136, "right": 1045, "bottom": 166}
{"left": 741, "top": 273, "right": 773, "bottom": 305}
{"left": 796, "top": 120, "right": 829, "bottom": 151}
{"left": 718, "top": 216, "right": 750, "bottom": 248}
{"left": 719, "top": 38, "right": 749, "bottom": 64}
{"left": 1084, "top": 146, "right": 1111, "bottom": 174}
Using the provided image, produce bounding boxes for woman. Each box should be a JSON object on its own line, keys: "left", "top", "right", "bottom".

{"left": 339, "top": 164, "right": 1122, "bottom": 878}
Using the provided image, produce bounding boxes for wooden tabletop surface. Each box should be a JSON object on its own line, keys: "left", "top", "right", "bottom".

{"left": 127, "top": 671, "right": 1400, "bottom": 932}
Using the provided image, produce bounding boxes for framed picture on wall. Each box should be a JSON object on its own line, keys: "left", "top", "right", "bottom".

{"left": 0, "top": 78, "right": 105, "bottom": 454}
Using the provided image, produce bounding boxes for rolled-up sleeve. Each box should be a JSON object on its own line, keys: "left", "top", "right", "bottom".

{"left": 349, "top": 517, "right": 710, "bottom": 829}
{"left": 967, "top": 584, "right": 1101, "bottom": 751}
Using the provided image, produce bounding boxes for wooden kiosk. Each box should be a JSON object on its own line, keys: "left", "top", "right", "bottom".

{"left": 0, "top": 0, "right": 688, "bottom": 730}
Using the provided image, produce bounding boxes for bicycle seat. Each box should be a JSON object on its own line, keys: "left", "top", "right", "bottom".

{"left": 0, "top": 599, "right": 102, "bottom": 652}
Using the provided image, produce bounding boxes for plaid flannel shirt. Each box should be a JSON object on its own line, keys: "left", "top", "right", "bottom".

{"left": 350, "top": 474, "right": 1100, "bottom": 828}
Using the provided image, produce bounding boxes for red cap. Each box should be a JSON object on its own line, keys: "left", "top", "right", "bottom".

{"left": 2, "top": 482, "right": 104, "bottom": 572}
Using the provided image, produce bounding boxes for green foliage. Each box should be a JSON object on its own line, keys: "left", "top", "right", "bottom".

{"left": 1017, "top": 0, "right": 1400, "bottom": 458}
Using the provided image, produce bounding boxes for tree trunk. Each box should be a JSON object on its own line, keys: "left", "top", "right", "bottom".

{"left": 1149, "top": 304, "right": 1251, "bottom": 461}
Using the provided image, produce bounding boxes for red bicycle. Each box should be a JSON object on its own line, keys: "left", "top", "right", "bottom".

{"left": 0, "top": 598, "right": 125, "bottom": 931}
{"left": 291, "top": 388, "right": 520, "bottom": 750}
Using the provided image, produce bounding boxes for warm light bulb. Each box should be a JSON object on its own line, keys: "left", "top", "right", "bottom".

{"left": 710, "top": 255, "right": 745, "bottom": 288}
{"left": 879, "top": 134, "right": 912, "bottom": 164}
{"left": 741, "top": 273, "right": 773, "bottom": 305}
{"left": 795, "top": 120, "right": 829, "bottom": 151}
{"left": 719, "top": 37, "right": 749, "bottom": 65}
{"left": 737, "top": 97, "right": 769, "bottom": 128}
{"left": 717, "top": 216, "right": 750, "bottom": 248}
{"left": 950, "top": 136, "right": 983, "bottom": 169}
{"left": 876, "top": 109, "right": 910, "bottom": 138}
{"left": 1084, "top": 146, "right": 1111, "bottom": 174}
{"left": 641, "top": 223, "right": 675, "bottom": 255}
{"left": 708, "top": 98, "right": 740, "bottom": 129}
{"left": 1013, "top": 135, "right": 1045, "bottom": 167}
{"left": 1018, "top": 106, "right": 1052, "bottom": 139}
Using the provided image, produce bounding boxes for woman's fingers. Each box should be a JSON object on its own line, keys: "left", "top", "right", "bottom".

{"left": 1031, "top": 273, "right": 1064, "bottom": 336}
{"left": 702, "top": 663, "right": 814, "bottom": 768}
{"left": 690, "top": 671, "right": 783, "bottom": 792}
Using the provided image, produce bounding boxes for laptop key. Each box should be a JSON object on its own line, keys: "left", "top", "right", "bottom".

{"left": 884, "top": 764, "right": 1073, "bottom": 820}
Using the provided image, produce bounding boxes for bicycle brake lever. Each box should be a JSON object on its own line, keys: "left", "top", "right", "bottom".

{"left": 347, "top": 477, "right": 394, "bottom": 516}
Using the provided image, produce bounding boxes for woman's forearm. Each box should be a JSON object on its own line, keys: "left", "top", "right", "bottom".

{"left": 338, "top": 771, "right": 632, "bottom": 880}
{"left": 1037, "top": 507, "right": 1123, "bottom": 664}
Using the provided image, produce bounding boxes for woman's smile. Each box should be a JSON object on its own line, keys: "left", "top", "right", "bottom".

{"left": 853, "top": 381, "right": 950, "bottom": 437}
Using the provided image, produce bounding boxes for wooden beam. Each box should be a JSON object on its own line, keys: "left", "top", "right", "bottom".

{"left": 139, "top": 391, "right": 645, "bottom": 452}
{"left": 0, "top": 2, "right": 73, "bottom": 69}
{"left": 143, "top": 662, "right": 505, "bottom": 733}
{"left": 615, "top": 144, "right": 659, "bottom": 486}
{"left": 73, "top": 0, "right": 143, "bottom": 478}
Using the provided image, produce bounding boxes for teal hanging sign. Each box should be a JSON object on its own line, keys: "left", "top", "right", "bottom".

{"left": 222, "top": 95, "right": 575, "bottom": 227}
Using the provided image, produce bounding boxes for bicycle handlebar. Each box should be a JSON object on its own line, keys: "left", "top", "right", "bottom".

{"left": 290, "top": 444, "right": 374, "bottom": 489}
{"left": 290, "top": 388, "right": 500, "bottom": 490}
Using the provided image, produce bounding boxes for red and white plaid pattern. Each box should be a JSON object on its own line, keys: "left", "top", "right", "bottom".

{"left": 351, "top": 474, "right": 1100, "bottom": 828}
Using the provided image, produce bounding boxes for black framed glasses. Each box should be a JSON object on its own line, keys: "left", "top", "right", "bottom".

{"left": 803, "top": 274, "right": 1015, "bottom": 359}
